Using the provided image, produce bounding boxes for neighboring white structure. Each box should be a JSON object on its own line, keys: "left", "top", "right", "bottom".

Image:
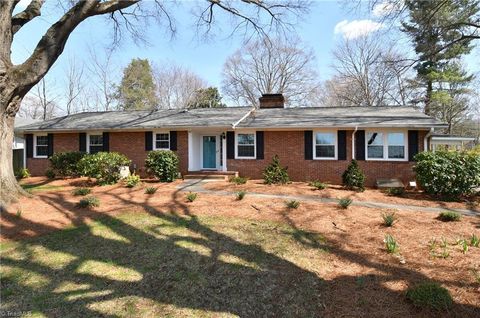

{"left": 429, "top": 134, "right": 476, "bottom": 151}
{"left": 13, "top": 117, "right": 40, "bottom": 171}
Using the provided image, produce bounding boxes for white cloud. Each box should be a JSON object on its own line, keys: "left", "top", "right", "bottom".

{"left": 334, "top": 20, "right": 384, "bottom": 39}
{"left": 372, "top": 1, "right": 402, "bottom": 17}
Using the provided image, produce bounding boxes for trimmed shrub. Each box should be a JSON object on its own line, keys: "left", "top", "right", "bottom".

{"left": 145, "top": 187, "right": 157, "bottom": 194}
{"left": 438, "top": 211, "right": 461, "bottom": 222}
{"left": 15, "top": 168, "right": 30, "bottom": 179}
{"left": 285, "top": 200, "right": 300, "bottom": 209}
{"left": 77, "top": 196, "right": 100, "bottom": 208}
{"left": 125, "top": 174, "right": 141, "bottom": 188}
{"left": 45, "top": 169, "right": 56, "bottom": 179}
{"left": 414, "top": 150, "right": 480, "bottom": 199}
{"left": 263, "top": 155, "right": 289, "bottom": 185}
{"left": 78, "top": 152, "right": 131, "bottom": 185}
{"left": 186, "top": 192, "right": 198, "bottom": 202}
{"left": 230, "top": 176, "right": 248, "bottom": 185}
{"left": 73, "top": 187, "right": 91, "bottom": 196}
{"left": 338, "top": 197, "right": 353, "bottom": 209}
{"left": 406, "top": 282, "right": 453, "bottom": 311}
{"left": 49, "top": 151, "right": 86, "bottom": 177}
{"left": 145, "top": 150, "right": 179, "bottom": 182}
{"left": 235, "top": 190, "right": 246, "bottom": 200}
{"left": 342, "top": 160, "right": 365, "bottom": 191}
{"left": 309, "top": 180, "right": 327, "bottom": 190}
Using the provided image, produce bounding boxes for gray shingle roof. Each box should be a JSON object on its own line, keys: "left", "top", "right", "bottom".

{"left": 16, "top": 106, "right": 446, "bottom": 132}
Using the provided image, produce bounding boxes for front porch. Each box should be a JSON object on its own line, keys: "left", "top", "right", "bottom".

{"left": 187, "top": 129, "right": 228, "bottom": 172}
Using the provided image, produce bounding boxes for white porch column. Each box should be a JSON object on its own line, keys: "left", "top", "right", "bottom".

{"left": 188, "top": 131, "right": 193, "bottom": 171}
{"left": 222, "top": 133, "right": 227, "bottom": 172}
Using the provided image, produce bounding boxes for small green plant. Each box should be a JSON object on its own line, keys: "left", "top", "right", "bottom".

{"left": 438, "top": 211, "right": 461, "bottom": 222}
{"left": 457, "top": 239, "right": 469, "bottom": 254}
{"left": 15, "top": 209, "right": 22, "bottom": 218}
{"left": 382, "top": 211, "right": 398, "bottom": 227}
{"left": 230, "top": 176, "right": 248, "bottom": 185}
{"left": 263, "top": 155, "right": 290, "bottom": 185}
{"left": 15, "top": 168, "right": 30, "bottom": 179}
{"left": 342, "top": 159, "right": 365, "bottom": 191}
{"left": 406, "top": 282, "right": 453, "bottom": 311}
{"left": 125, "top": 174, "right": 141, "bottom": 188}
{"left": 285, "top": 200, "right": 300, "bottom": 209}
{"left": 73, "top": 187, "right": 91, "bottom": 196}
{"left": 429, "top": 238, "right": 450, "bottom": 258}
{"left": 386, "top": 187, "right": 405, "bottom": 196}
{"left": 338, "top": 197, "right": 353, "bottom": 209}
{"left": 309, "top": 180, "right": 327, "bottom": 190}
{"left": 470, "top": 233, "right": 479, "bottom": 247}
{"left": 384, "top": 234, "right": 399, "bottom": 254}
{"left": 45, "top": 169, "right": 56, "bottom": 179}
{"left": 235, "top": 190, "right": 246, "bottom": 200}
{"left": 145, "top": 187, "right": 157, "bottom": 194}
{"left": 77, "top": 196, "right": 100, "bottom": 208}
{"left": 186, "top": 192, "right": 198, "bottom": 202}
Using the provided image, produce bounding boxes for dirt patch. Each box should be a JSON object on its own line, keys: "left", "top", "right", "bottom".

{"left": 204, "top": 179, "right": 480, "bottom": 210}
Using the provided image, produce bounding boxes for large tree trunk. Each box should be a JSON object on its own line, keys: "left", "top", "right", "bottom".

{"left": 0, "top": 104, "right": 26, "bottom": 210}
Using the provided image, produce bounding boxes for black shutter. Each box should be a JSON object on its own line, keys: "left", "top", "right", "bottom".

{"left": 170, "top": 131, "right": 177, "bottom": 151}
{"left": 79, "top": 133, "right": 86, "bottom": 152}
{"left": 145, "top": 131, "right": 153, "bottom": 151}
{"left": 304, "top": 130, "right": 313, "bottom": 160}
{"left": 227, "top": 131, "right": 235, "bottom": 159}
{"left": 256, "top": 131, "right": 264, "bottom": 159}
{"left": 355, "top": 130, "right": 365, "bottom": 160}
{"left": 47, "top": 133, "right": 54, "bottom": 157}
{"left": 26, "top": 134, "right": 33, "bottom": 158}
{"left": 408, "top": 130, "right": 419, "bottom": 162}
{"left": 102, "top": 132, "right": 109, "bottom": 152}
{"left": 337, "top": 130, "right": 347, "bottom": 160}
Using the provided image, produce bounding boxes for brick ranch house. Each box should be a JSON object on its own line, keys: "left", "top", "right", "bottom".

{"left": 16, "top": 94, "right": 446, "bottom": 186}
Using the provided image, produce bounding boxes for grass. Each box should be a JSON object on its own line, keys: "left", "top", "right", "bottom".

{"left": 381, "top": 211, "right": 397, "bottom": 227}
{"left": 384, "top": 234, "right": 399, "bottom": 254}
{"left": 77, "top": 196, "right": 100, "bottom": 208}
{"left": 229, "top": 176, "right": 248, "bottom": 185}
{"left": 438, "top": 211, "right": 461, "bottom": 222}
{"left": 406, "top": 282, "right": 453, "bottom": 311}
{"left": 285, "top": 200, "right": 300, "bottom": 209}
{"left": 309, "top": 180, "right": 327, "bottom": 190}
{"left": 338, "top": 197, "right": 353, "bottom": 209}
{"left": 469, "top": 233, "right": 479, "bottom": 247}
{"left": 186, "top": 192, "right": 198, "bottom": 202}
{"left": 145, "top": 187, "right": 158, "bottom": 194}
{"left": 73, "top": 187, "right": 91, "bottom": 196}
{"left": 235, "top": 190, "right": 246, "bottom": 200}
{"left": 0, "top": 212, "right": 329, "bottom": 317}
{"left": 21, "top": 184, "right": 64, "bottom": 192}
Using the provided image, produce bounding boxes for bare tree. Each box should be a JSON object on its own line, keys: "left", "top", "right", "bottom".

{"left": 32, "top": 78, "right": 58, "bottom": 120}
{"left": 222, "top": 36, "right": 321, "bottom": 107}
{"left": 87, "top": 47, "right": 118, "bottom": 111}
{"left": 17, "top": 93, "right": 57, "bottom": 120}
{"left": 64, "top": 56, "right": 85, "bottom": 115}
{"left": 328, "top": 35, "right": 416, "bottom": 106}
{"left": 0, "top": 0, "right": 308, "bottom": 205}
{"left": 153, "top": 63, "right": 207, "bottom": 109}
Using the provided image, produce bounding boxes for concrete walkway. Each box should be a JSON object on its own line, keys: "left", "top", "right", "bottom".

{"left": 177, "top": 179, "right": 480, "bottom": 217}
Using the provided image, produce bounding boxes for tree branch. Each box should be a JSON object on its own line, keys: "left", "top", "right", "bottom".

{"left": 11, "top": 0, "right": 45, "bottom": 35}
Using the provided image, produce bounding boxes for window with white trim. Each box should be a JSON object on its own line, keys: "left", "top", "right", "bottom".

{"left": 366, "top": 131, "right": 406, "bottom": 160}
{"left": 88, "top": 134, "right": 103, "bottom": 154}
{"left": 236, "top": 133, "right": 255, "bottom": 158}
{"left": 34, "top": 135, "right": 48, "bottom": 158}
{"left": 154, "top": 133, "right": 170, "bottom": 150}
{"left": 314, "top": 132, "right": 336, "bottom": 159}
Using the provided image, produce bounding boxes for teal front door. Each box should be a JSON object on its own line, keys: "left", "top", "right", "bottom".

{"left": 202, "top": 136, "right": 216, "bottom": 169}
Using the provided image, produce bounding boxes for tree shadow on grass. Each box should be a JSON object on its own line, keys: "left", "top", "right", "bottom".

{"left": 1, "top": 185, "right": 479, "bottom": 317}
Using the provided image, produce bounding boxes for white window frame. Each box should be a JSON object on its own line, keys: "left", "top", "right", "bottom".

{"left": 87, "top": 132, "right": 103, "bottom": 154}
{"left": 153, "top": 131, "right": 170, "bottom": 150}
{"left": 33, "top": 133, "right": 48, "bottom": 159}
{"left": 235, "top": 131, "right": 256, "bottom": 159}
{"left": 313, "top": 130, "right": 337, "bottom": 160}
{"left": 365, "top": 130, "right": 408, "bottom": 162}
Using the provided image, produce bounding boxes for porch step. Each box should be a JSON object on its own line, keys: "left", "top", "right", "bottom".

{"left": 184, "top": 170, "right": 239, "bottom": 181}
{"left": 376, "top": 178, "right": 404, "bottom": 189}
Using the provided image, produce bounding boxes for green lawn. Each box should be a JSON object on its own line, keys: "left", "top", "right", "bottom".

{"left": 21, "top": 184, "right": 64, "bottom": 192}
{"left": 0, "top": 211, "right": 329, "bottom": 317}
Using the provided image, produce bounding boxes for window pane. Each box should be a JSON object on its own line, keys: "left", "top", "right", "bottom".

{"left": 156, "top": 133, "right": 169, "bottom": 141}
{"left": 238, "top": 145, "right": 254, "bottom": 157}
{"left": 368, "top": 145, "right": 384, "bottom": 158}
{"left": 316, "top": 145, "right": 335, "bottom": 158}
{"left": 89, "top": 135, "right": 103, "bottom": 145}
{"left": 156, "top": 141, "right": 169, "bottom": 149}
{"left": 89, "top": 145, "right": 103, "bottom": 154}
{"left": 315, "top": 133, "right": 335, "bottom": 145}
{"left": 388, "top": 146, "right": 405, "bottom": 159}
{"left": 388, "top": 133, "right": 404, "bottom": 145}
{"left": 367, "top": 132, "right": 383, "bottom": 146}
{"left": 36, "top": 136, "right": 48, "bottom": 146}
{"left": 238, "top": 134, "right": 254, "bottom": 145}
{"left": 36, "top": 145, "right": 48, "bottom": 156}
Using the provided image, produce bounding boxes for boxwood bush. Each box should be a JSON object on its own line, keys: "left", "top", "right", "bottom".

{"left": 145, "top": 150, "right": 179, "bottom": 182}
{"left": 49, "top": 151, "right": 86, "bottom": 177}
{"left": 414, "top": 151, "right": 480, "bottom": 199}
{"left": 78, "top": 152, "right": 131, "bottom": 185}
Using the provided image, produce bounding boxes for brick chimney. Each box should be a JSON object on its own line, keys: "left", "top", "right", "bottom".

{"left": 258, "top": 93, "right": 285, "bottom": 109}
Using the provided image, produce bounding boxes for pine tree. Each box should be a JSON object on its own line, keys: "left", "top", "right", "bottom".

{"left": 118, "top": 58, "right": 158, "bottom": 110}
{"left": 188, "top": 87, "right": 226, "bottom": 108}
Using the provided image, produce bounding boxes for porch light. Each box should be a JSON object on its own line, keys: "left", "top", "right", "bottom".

{"left": 221, "top": 132, "right": 226, "bottom": 140}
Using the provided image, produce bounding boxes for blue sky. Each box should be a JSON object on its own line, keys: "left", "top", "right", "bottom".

{"left": 11, "top": 0, "right": 480, "bottom": 108}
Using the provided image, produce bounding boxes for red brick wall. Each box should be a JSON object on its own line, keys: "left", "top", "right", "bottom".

{"left": 27, "top": 131, "right": 189, "bottom": 177}
{"left": 227, "top": 130, "right": 426, "bottom": 187}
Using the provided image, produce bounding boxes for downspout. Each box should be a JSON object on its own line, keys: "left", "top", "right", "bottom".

{"left": 232, "top": 107, "right": 256, "bottom": 129}
{"left": 352, "top": 126, "right": 358, "bottom": 159}
{"left": 424, "top": 127, "right": 434, "bottom": 152}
